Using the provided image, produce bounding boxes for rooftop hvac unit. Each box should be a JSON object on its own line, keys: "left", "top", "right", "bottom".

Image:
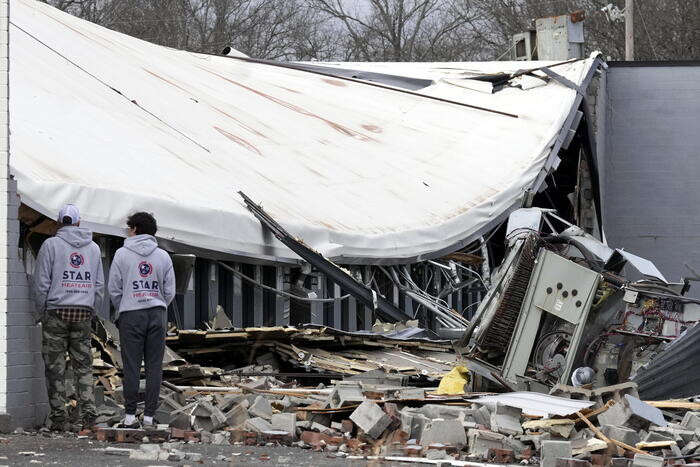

{"left": 512, "top": 31, "right": 538, "bottom": 61}
{"left": 535, "top": 11, "right": 585, "bottom": 60}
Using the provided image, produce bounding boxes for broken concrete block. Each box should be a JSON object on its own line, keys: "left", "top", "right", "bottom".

{"left": 129, "top": 450, "right": 159, "bottom": 461}
{"left": 225, "top": 403, "right": 249, "bottom": 428}
{"left": 104, "top": 447, "right": 132, "bottom": 456}
{"left": 490, "top": 403, "right": 523, "bottom": 436}
{"left": 310, "top": 422, "right": 334, "bottom": 434}
{"left": 467, "top": 429, "right": 506, "bottom": 458}
{"left": 211, "top": 432, "right": 229, "bottom": 445}
{"left": 271, "top": 413, "right": 297, "bottom": 439}
{"left": 419, "top": 419, "right": 466, "bottom": 448}
{"left": 400, "top": 410, "right": 430, "bottom": 441}
{"left": 610, "top": 459, "right": 632, "bottom": 467}
{"left": 329, "top": 386, "right": 365, "bottom": 409}
{"left": 473, "top": 405, "right": 492, "bottom": 427}
{"left": 642, "top": 431, "right": 672, "bottom": 443}
{"left": 504, "top": 436, "right": 528, "bottom": 455}
{"left": 632, "top": 453, "right": 664, "bottom": 467}
{"left": 597, "top": 395, "right": 666, "bottom": 431}
{"left": 682, "top": 412, "right": 700, "bottom": 431}
{"left": 601, "top": 425, "right": 640, "bottom": 446}
{"left": 244, "top": 417, "right": 273, "bottom": 433}
{"left": 249, "top": 395, "right": 273, "bottom": 420}
{"left": 419, "top": 404, "right": 469, "bottom": 420}
{"left": 170, "top": 412, "right": 192, "bottom": 431}
{"left": 350, "top": 401, "right": 392, "bottom": 439}
{"left": 650, "top": 426, "right": 694, "bottom": 445}
{"left": 682, "top": 440, "right": 700, "bottom": 455}
{"left": 425, "top": 449, "right": 449, "bottom": 460}
{"left": 541, "top": 440, "right": 572, "bottom": 467}
{"left": 397, "top": 387, "right": 425, "bottom": 400}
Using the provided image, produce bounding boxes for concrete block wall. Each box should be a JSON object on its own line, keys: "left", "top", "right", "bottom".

{"left": 0, "top": 0, "right": 49, "bottom": 428}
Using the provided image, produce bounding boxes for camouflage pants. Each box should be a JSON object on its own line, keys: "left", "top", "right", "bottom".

{"left": 42, "top": 311, "right": 96, "bottom": 426}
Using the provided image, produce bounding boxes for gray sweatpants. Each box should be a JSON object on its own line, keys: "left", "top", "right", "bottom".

{"left": 118, "top": 307, "right": 166, "bottom": 417}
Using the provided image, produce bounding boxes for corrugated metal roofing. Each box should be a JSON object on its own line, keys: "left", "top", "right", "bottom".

{"left": 10, "top": 0, "right": 599, "bottom": 263}
{"left": 634, "top": 323, "right": 700, "bottom": 400}
{"left": 467, "top": 392, "right": 594, "bottom": 417}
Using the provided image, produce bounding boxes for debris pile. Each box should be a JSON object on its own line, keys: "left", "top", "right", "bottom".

{"left": 86, "top": 330, "right": 700, "bottom": 467}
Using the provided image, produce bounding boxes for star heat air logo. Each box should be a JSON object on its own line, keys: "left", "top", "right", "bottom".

{"left": 138, "top": 261, "right": 153, "bottom": 278}
{"left": 69, "top": 252, "right": 84, "bottom": 268}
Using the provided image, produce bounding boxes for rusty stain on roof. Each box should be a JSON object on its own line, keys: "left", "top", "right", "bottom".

{"left": 200, "top": 66, "right": 376, "bottom": 143}
{"left": 361, "top": 124, "right": 382, "bottom": 133}
{"left": 211, "top": 105, "right": 268, "bottom": 139}
{"left": 322, "top": 78, "right": 347, "bottom": 87}
{"left": 213, "top": 126, "right": 262, "bottom": 156}
{"left": 143, "top": 68, "right": 192, "bottom": 95}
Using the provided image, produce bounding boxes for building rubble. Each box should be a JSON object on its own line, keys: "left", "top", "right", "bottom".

{"left": 59, "top": 205, "right": 699, "bottom": 465}
{"left": 76, "top": 322, "right": 700, "bottom": 464}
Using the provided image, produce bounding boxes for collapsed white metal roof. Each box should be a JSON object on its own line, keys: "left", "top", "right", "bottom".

{"left": 10, "top": 0, "right": 600, "bottom": 263}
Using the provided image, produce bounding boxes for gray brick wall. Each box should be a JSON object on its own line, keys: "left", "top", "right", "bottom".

{"left": 0, "top": 0, "right": 49, "bottom": 429}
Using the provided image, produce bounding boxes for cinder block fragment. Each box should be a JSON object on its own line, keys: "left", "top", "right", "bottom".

{"left": 642, "top": 431, "right": 672, "bottom": 443}
{"left": 597, "top": 395, "right": 666, "bottom": 430}
{"left": 419, "top": 419, "right": 466, "bottom": 448}
{"left": 225, "top": 403, "right": 249, "bottom": 428}
{"left": 682, "top": 412, "right": 700, "bottom": 431}
{"left": 248, "top": 395, "right": 273, "bottom": 420}
{"left": 400, "top": 409, "right": 430, "bottom": 440}
{"left": 631, "top": 453, "right": 664, "bottom": 467}
{"left": 541, "top": 440, "right": 572, "bottom": 467}
{"left": 467, "top": 429, "right": 506, "bottom": 458}
{"left": 244, "top": 417, "right": 273, "bottom": 433}
{"left": 329, "top": 386, "right": 365, "bottom": 409}
{"left": 601, "top": 425, "right": 641, "bottom": 446}
{"left": 271, "top": 413, "right": 297, "bottom": 439}
{"left": 683, "top": 440, "right": 700, "bottom": 455}
{"left": 349, "top": 401, "right": 391, "bottom": 439}
{"left": 490, "top": 403, "right": 522, "bottom": 436}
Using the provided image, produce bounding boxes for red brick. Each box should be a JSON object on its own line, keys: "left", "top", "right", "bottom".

{"left": 489, "top": 448, "right": 514, "bottom": 463}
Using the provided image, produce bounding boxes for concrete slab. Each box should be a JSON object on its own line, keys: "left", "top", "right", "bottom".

{"left": 350, "top": 401, "right": 391, "bottom": 439}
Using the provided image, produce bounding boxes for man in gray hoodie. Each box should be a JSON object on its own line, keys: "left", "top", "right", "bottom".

{"left": 32, "top": 204, "right": 105, "bottom": 431}
{"left": 108, "top": 212, "right": 175, "bottom": 429}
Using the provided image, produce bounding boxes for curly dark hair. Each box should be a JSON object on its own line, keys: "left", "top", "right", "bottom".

{"left": 126, "top": 212, "right": 157, "bottom": 236}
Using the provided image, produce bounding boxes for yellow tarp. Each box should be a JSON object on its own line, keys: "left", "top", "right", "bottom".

{"left": 436, "top": 366, "right": 470, "bottom": 395}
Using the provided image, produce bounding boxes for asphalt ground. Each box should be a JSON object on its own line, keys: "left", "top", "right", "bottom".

{"left": 0, "top": 432, "right": 394, "bottom": 467}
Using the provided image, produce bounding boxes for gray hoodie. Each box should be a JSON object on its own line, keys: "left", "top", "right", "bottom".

{"left": 108, "top": 234, "right": 175, "bottom": 320}
{"left": 32, "top": 226, "right": 105, "bottom": 321}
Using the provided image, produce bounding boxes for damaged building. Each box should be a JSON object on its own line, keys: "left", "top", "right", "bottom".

{"left": 2, "top": 2, "right": 700, "bottom": 464}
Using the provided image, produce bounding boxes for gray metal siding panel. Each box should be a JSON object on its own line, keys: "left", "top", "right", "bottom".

{"left": 604, "top": 66, "right": 700, "bottom": 296}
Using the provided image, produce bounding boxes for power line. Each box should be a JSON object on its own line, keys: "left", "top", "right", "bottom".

{"left": 636, "top": 2, "right": 659, "bottom": 60}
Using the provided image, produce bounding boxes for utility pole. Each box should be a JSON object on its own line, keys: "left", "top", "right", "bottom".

{"left": 625, "top": 0, "right": 634, "bottom": 60}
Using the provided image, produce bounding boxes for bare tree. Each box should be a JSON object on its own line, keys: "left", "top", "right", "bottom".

{"left": 306, "top": 0, "right": 482, "bottom": 61}
{"left": 40, "top": 0, "right": 700, "bottom": 61}
{"left": 471, "top": 0, "right": 700, "bottom": 61}
{"left": 41, "top": 0, "right": 337, "bottom": 60}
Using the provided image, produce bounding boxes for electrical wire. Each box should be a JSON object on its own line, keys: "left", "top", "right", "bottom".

{"left": 216, "top": 261, "right": 350, "bottom": 303}
{"left": 636, "top": 2, "right": 659, "bottom": 60}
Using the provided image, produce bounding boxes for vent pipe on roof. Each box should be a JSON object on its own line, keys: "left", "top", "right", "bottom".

{"left": 221, "top": 46, "right": 249, "bottom": 58}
